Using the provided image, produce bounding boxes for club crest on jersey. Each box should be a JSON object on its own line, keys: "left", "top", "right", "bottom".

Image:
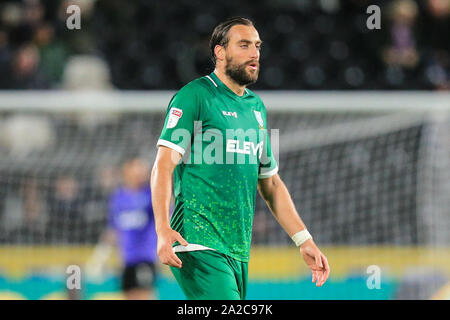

{"left": 166, "top": 107, "right": 183, "bottom": 128}
{"left": 253, "top": 110, "right": 264, "bottom": 129}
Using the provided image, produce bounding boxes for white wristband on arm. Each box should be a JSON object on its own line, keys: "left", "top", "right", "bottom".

{"left": 292, "top": 229, "right": 312, "bottom": 247}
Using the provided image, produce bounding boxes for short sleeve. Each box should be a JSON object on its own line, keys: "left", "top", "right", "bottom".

{"left": 157, "top": 86, "right": 200, "bottom": 156}
{"left": 258, "top": 110, "right": 278, "bottom": 179}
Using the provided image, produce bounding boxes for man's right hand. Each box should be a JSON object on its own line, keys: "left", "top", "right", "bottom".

{"left": 156, "top": 226, "right": 189, "bottom": 268}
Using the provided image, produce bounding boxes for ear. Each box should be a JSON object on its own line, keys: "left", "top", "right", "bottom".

{"left": 214, "top": 44, "right": 225, "bottom": 63}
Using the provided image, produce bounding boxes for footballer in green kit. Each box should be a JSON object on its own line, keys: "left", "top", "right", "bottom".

{"left": 151, "top": 17, "right": 330, "bottom": 300}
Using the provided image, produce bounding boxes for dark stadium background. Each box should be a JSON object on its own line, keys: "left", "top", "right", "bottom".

{"left": 0, "top": 0, "right": 448, "bottom": 90}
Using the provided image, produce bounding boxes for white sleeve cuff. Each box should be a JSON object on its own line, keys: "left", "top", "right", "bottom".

{"left": 157, "top": 139, "right": 186, "bottom": 156}
{"left": 258, "top": 166, "right": 279, "bottom": 179}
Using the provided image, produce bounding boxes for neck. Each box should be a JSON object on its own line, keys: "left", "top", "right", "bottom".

{"left": 213, "top": 68, "right": 246, "bottom": 96}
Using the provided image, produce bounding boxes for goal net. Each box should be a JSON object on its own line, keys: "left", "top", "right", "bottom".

{"left": 0, "top": 91, "right": 448, "bottom": 300}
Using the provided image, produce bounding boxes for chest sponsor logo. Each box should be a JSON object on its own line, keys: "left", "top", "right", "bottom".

{"left": 253, "top": 110, "right": 264, "bottom": 129}
{"left": 226, "top": 139, "right": 263, "bottom": 158}
{"left": 222, "top": 110, "right": 238, "bottom": 118}
{"left": 166, "top": 107, "right": 183, "bottom": 129}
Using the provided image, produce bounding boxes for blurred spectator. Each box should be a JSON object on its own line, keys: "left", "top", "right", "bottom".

{"left": 11, "top": 42, "right": 49, "bottom": 88}
{"left": 421, "top": 0, "right": 450, "bottom": 90}
{"left": 0, "top": 30, "right": 11, "bottom": 88}
{"left": 34, "top": 22, "right": 69, "bottom": 86}
{"left": 23, "top": 0, "right": 45, "bottom": 28}
{"left": 0, "top": 176, "right": 47, "bottom": 243}
{"left": 83, "top": 164, "right": 120, "bottom": 226}
{"left": 1, "top": 187, "right": 24, "bottom": 235}
{"left": 383, "top": 0, "right": 420, "bottom": 69}
{"left": 47, "top": 175, "right": 84, "bottom": 243}
{"left": 1, "top": 0, "right": 50, "bottom": 88}
{"left": 21, "top": 177, "right": 47, "bottom": 235}
{"left": 427, "top": 0, "right": 450, "bottom": 19}
{"left": 0, "top": 0, "right": 447, "bottom": 90}
{"left": 98, "top": 164, "right": 119, "bottom": 194}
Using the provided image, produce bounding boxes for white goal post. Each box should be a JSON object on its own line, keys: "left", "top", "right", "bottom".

{"left": 0, "top": 90, "right": 448, "bottom": 112}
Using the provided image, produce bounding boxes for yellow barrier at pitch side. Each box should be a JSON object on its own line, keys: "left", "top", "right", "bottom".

{"left": 0, "top": 246, "right": 449, "bottom": 280}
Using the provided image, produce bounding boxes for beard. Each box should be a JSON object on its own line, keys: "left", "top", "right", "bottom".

{"left": 224, "top": 56, "right": 259, "bottom": 86}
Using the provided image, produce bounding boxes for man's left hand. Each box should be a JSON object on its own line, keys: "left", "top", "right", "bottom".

{"left": 300, "top": 239, "right": 330, "bottom": 287}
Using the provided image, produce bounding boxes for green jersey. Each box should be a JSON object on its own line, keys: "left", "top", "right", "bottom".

{"left": 157, "top": 72, "right": 278, "bottom": 262}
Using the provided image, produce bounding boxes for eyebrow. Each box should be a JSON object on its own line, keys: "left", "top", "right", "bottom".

{"left": 237, "top": 39, "right": 263, "bottom": 45}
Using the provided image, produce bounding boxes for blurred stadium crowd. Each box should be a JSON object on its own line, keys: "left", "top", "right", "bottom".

{"left": 0, "top": 0, "right": 448, "bottom": 91}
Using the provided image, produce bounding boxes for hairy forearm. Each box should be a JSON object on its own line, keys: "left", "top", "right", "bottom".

{"left": 150, "top": 163, "right": 173, "bottom": 233}
{"left": 258, "top": 175, "right": 307, "bottom": 237}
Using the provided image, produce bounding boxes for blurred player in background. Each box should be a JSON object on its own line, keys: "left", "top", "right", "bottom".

{"left": 87, "top": 156, "right": 158, "bottom": 300}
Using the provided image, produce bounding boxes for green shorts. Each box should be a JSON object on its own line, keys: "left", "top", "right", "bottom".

{"left": 170, "top": 250, "right": 248, "bottom": 300}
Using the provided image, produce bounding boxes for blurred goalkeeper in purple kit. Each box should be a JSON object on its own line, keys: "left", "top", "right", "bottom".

{"left": 87, "top": 156, "right": 158, "bottom": 300}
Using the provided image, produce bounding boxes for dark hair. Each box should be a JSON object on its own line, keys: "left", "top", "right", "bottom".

{"left": 209, "top": 17, "right": 254, "bottom": 65}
